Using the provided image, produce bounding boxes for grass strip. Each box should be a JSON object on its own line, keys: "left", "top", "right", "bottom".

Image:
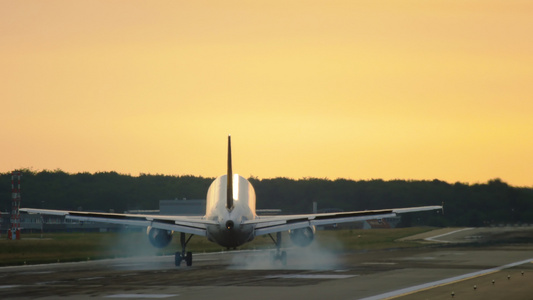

{"left": 0, "top": 227, "right": 435, "bottom": 266}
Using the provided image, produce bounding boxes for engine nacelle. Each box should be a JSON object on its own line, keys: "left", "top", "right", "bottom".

{"left": 147, "top": 226, "right": 173, "bottom": 248}
{"left": 289, "top": 226, "right": 316, "bottom": 247}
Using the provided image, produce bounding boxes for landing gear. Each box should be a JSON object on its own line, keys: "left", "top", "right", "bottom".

{"left": 175, "top": 232, "right": 193, "bottom": 267}
{"left": 280, "top": 250, "right": 287, "bottom": 265}
{"left": 270, "top": 250, "right": 287, "bottom": 265}
{"left": 268, "top": 232, "right": 287, "bottom": 266}
{"left": 175, "top": 251, "right": 192, "bottom": 267}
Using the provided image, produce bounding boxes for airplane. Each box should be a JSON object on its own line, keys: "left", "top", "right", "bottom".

{"left": 21, "top": 136, "right": 442, "bottom": 267}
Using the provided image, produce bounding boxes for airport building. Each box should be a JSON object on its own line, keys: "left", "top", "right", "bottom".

{"left": 159, "top": 199, "right": 205, "bottom": 215}
{"left": 1, "top": 211, "right": 123, "bottom": 233}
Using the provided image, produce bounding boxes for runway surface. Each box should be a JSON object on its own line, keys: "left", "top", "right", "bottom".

{"left": 1, "top": 227, "right": 532, "bottom": 300}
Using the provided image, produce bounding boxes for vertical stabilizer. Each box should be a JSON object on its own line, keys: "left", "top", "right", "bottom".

{"left": 226, "top": 135, "right": 234, "bottom": 210}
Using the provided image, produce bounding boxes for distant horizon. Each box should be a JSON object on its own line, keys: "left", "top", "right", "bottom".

{"left": 3, "top": 167, "right": 527, "bottom": 188}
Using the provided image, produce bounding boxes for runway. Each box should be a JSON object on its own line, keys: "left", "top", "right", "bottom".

{"left": 1, "top": 228, "right": 532, "bottom": 300}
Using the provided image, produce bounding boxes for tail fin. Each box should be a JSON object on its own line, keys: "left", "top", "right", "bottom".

{"left": 226, "top": 135, "right": 234, "bottom": 210}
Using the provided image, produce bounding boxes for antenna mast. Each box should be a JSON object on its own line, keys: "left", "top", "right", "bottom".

{"left": 8, "top": 171, "right": 22, "bottom": 240}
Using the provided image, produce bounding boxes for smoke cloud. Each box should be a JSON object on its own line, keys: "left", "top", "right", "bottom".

{"left": 105, "top": 229, "right": 172, "bottom": 271}
{"left": 229, "top": 237, "right": 343, "bottom": 270}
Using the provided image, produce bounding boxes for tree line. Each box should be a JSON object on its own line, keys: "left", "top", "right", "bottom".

{"left": 2, "top": 169, "right": 532, "bottom": 227}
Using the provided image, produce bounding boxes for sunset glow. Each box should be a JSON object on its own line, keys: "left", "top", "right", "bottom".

{"left": 2, "top": 1, "right": 532, "bottom": 186}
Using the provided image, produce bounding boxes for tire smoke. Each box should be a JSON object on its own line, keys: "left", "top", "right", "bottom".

{"left": 229, "top": 237, "right": 343, "bottom": 270}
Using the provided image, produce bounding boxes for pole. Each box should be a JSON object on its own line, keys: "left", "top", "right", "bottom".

{"left": 9, "top": 171, "right": 22, "bottom": 240}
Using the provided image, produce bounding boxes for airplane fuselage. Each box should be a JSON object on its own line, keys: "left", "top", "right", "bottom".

{"left": 205, "top": 174, "right": 257, "bottom": 247}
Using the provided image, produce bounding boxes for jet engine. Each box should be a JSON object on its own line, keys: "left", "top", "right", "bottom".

{"left": 288, "top": 226, "right": 316, "bottom": 247}
{"left": 147, "top": 226, "right": 173, "bottom": 248}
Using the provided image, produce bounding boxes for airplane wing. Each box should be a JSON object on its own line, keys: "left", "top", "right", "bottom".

{"left": 21, "top": 205, "right": 442, "bottom": 237}
{"left": 19, "top": 208, "right": 215, "bottom": 236}
{"left": 248, "top": 205, "right": 442, "bottom": 236}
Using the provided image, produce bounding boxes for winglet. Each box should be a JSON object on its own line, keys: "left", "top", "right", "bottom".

{"left": 226, "top": 135, "right": 234, "bottom": 210}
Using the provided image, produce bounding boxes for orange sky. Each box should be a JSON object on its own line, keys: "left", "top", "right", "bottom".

{"left": 1, "top": 1, "right": 533, "bottom": 186}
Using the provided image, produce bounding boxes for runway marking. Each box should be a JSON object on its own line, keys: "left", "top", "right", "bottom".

{"left": 0, "top": 285, "right": 21, "bottom": 289}
{"left": 79, "top": 276, "right": 106, "bottom": 281}
{"left": 358, "top": 257, "right": 533, "bottom": 300}
{"left": 36, "top": 281, "right": 70, "bottom": 285}
{"left": 265, "top": 274, "right": 357, "bottom": 279}
{"left": 20, "top": 271, "right": 54, "bottom": 275}
{"left": 425, "top": 227, "right": 474, "bottom": 243}
{"left": 105, "top": 294, "right": 178, "bottom": 298}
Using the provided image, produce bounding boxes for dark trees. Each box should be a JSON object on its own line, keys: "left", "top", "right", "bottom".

{"left": 1, "top": 170, "right": 532, "bottom": 227}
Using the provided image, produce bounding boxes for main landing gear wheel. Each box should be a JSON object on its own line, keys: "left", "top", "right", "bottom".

{"left": 270, "top": 250, "right": 287, "bottom": 266}
{"left": 281, "top": 250, "right": 287, "bottom": 265}
{"left": 175, "top": 251, "right": 193, "bottom": 267}
{"left": 268, "top": 232, "right": 287, "bottom": 266}
{"left": 186, "top": 251, "right": 192, "bottom": 266}
{"left": 175, "top": 233, "right": 194, "bottom": 267}
{"left": 175, "top": 252, "right": 181, "bottom": 266}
